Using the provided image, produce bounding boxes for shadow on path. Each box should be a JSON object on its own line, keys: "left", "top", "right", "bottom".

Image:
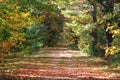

{"left": 0, "top": 47, "right": 120, "bottom": 80}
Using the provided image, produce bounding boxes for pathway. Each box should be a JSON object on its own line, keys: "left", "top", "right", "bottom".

{"left": 1, "top": 46, "right": 120, "bottom": 80}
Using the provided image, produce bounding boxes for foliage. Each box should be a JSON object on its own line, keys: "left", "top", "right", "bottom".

{"left": 56, "top": 0, "right": 120, "bottom": 61}
{"left": 42, "top": 11, "right": 63, "bottom": 46}
{"left": 23, "top": 25, "right": 43, "bottom": 53}
{"left": 0, "top": 0, "right": 63, "bottom": 58}
{"left": 84, "top": 0, "right": 120, "bottom": 57}
{"left": 0, "top": 0, "right": 33, "bottom": 56}
{"left": 107, "top": 53, "right": 120, "bottom": 66}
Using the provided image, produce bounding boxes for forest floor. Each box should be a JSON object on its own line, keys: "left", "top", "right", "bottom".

{"left": 0, "top": 46, "right": 120, "bottom": 80}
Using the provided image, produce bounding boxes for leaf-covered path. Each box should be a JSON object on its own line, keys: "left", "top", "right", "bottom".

{"left": 1, "top": 46, "right": 120, "bottom": 80}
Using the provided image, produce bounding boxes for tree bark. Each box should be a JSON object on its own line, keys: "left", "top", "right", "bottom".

{"left": 92, "top": 3, "right": 97, "bottom": 22}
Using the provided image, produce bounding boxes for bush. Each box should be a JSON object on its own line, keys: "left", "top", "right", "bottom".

{"left": 23, "top": 24, "right": 44, "bottom": 52}
{"left": 107, "top": 53, "right": 120, "bottom": 66}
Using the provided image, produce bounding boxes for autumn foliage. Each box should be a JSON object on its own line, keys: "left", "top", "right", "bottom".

{"left": 0, "top": 0, "right": 64, "bottom": 57}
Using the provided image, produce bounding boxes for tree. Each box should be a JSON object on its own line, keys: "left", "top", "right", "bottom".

{"left": 0, "top": 0, "right": 64, "bottom": 55}
{"left": 87, "top": 0, "right": 120, "bottom": 58}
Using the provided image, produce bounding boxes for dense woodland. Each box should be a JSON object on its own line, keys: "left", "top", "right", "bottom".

{"left": 0, "top": 0, "right": 120, "bottom": 79}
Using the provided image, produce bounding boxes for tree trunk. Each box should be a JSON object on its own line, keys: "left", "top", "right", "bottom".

{"left": 92, "top": 3, "right": 97, "bottom": 22}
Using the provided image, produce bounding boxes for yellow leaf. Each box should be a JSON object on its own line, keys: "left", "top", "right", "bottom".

{"left": 20, "top": 12, "right": 30, "bottom": 18}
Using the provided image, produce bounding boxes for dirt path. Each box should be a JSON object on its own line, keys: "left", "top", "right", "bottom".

{"left": 1, "top": 47, "right": 120, "bottom": 80}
